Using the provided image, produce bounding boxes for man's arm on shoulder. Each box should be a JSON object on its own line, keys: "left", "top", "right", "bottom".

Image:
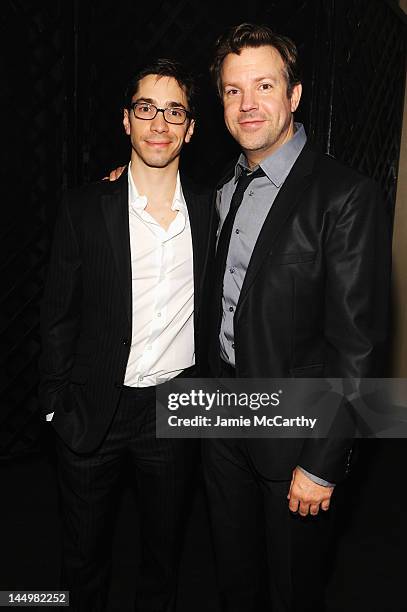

{"left": 39, "top": 193, "right": 82, "bottom": 420}
{"left": 103, "top": 165, "right": 126, "bottom": 181}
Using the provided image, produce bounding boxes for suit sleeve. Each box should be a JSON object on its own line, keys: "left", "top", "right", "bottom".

{"left": 39, "top": 194, "right": 82, "bottom": 419}
{"left": 298, "top": 178, "right": 391, "bottom": 482}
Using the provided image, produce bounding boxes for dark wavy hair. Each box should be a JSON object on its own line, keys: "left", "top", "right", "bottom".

{"left": 210, "top": 23, "right": 301, "bottom": 99}
{"left": 124, "top": 58, "right": 196, "bottom": 116}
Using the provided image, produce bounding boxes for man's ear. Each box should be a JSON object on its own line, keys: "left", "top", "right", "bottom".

{"left": 290, "top": 83, "right": 302, "bottom": 113}
{"left": 184, "top": 118, "right": 195, "bottom": 144}
{"left": 123, "top": 108, "right": 131, "bottom": 135}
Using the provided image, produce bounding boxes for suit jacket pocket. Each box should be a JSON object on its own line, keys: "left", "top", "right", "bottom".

{"left": 272, "top": 251, "right": 317, "bottom": 265}
{"left": 290, "top": 363, "right": 324, "bottom": 377}
{"left": 69, "top": 363, "right": 89, "bottom": 384}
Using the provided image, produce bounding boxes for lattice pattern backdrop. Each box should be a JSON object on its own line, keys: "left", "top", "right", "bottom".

{"left": 1, "top": 1, "right": 70, "bottom": 456}
{"left": 78, "top": 0, "right": 322, "bottom": 183}
{"left": 1, "top": 0, "right": 406, "bottom": 458}
{"left": 330, "top": 0, "right": 406, "bottom": 214}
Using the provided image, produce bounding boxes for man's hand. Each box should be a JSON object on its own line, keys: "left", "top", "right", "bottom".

{"left": 287, "top": 467, "right": 334, "bottom": 516}
{"left": 103, "top": 165, "right": 126, "bottom": 181}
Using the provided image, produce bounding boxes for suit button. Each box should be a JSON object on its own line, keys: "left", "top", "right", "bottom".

{"left": 122, "top": 338, "right": 130, "bottom": 346}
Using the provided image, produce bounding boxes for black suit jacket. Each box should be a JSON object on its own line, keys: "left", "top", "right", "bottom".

{"left": 40, "top": 168, "right": 213, "bottom": 453}
{"left": 208, "top": 144, "right": 391, "bottom": 482}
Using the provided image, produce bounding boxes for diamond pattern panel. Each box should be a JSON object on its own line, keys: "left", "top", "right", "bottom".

{"left": 1, "top": 0, "right": 69, "bottom": 456}
{"left": 81, "top": 0, "right": 321, "bottom": 183}
{"left": 330, "top": 0, "right": 406, "bottom": 213}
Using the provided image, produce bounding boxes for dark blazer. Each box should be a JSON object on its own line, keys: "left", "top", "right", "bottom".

{"left": 40, "top": 168, "right": 213, "bottom": 453}
{"left": 208, "top": 144, "right": 391, "bottom": 483}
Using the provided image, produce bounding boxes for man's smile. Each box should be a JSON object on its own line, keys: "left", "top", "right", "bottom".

{"left": 145, "top": 139, "right": 172, "bottom": 147}
{"left": 238, "top": 118, "right": 267, "bottom": 129}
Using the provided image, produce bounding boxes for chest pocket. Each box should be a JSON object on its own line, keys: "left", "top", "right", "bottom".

{"left": 271, "top": 250, "right": 317, "bottom": 265}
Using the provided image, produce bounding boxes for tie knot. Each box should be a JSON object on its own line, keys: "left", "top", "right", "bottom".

{"left": 226, "top": 166, "right": 265, "bottom": 215}
{"left": 237, "top": 166, "right": 265, "bottom": 189}
{"left": 233, "top": 166, "right": 265, "bottom": 199}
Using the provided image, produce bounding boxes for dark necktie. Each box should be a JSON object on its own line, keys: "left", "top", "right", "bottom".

{"left": 215, "top": 166, "right": 265, "bottom": 286}
{"left": 209, "top": 166, "right": 265, "bottom": 369}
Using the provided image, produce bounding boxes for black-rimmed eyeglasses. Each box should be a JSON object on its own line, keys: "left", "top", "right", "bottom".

{"left": 130, "top": 102, "right": 192, "bottom": 125}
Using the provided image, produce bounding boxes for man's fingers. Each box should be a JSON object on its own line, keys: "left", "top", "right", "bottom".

{"left": 291, "top": 497, "right": 329, "bottom": 516}
{"left": 289, "top": 495, "right": 323, "bottom": 516}
{"left": 298, "top": 501, "right": 311, "bottom": 516}
{"left": 288, "top": 497, "right": 299, "bottom": 513}
{"left": 108, "top": 165, "right": 126, "bottom": 181}
{"left": 287, "top": 468, "right": 333, "bottom": 516}
{"left": 309, "top": 503, "right": 320, "bottom": 516}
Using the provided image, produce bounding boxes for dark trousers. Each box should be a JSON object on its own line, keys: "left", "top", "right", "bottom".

{"left": 55, "top": 383, "right": 197, "bottom": 612}
{"left": 202, "top": 361, "right": 340, "bottom": 612}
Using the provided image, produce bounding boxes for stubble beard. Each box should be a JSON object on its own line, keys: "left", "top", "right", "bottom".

{"left": 234, "top": 118, "right": 293, "bottom": 156}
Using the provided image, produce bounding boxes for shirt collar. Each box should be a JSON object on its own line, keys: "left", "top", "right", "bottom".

{"left": 128, "top": 162, "right": 186, "bottom": 214}
{"left": 234, "top": 122, "right": 307, "bottom": 188}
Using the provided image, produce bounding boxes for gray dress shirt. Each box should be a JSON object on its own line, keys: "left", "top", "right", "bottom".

{"left": 216, "top": 123, "right": 334, "bottom": 488}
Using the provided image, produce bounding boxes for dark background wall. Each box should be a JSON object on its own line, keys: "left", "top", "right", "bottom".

{"left": 1, "top": 0, "right": 406, "bottom": 457}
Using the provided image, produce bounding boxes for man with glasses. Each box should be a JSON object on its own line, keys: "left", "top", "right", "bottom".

{"left": 40, "top": 59, "right": 212, "bottom": 612}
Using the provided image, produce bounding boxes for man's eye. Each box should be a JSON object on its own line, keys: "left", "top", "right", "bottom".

{"left": 138, "top": 104, "right": 151, "bottom": 112}
{"left": 169, "top": 108, "right": 184, "bottom": 117}
{"left": 225, "top": 89, "right": 239, "bottom": 96}
{"left": 260, "top": 83, "right": 273, "bottom": 90}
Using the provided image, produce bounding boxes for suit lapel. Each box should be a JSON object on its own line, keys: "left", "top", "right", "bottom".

{"left": 236, "top": 145, "right": 317, "bottom": 312}
{"left": 101, "top": 169, "right": 132, "bottom": 325}
{"left": 181, "top": 175, "right": 207, "bottom": 316}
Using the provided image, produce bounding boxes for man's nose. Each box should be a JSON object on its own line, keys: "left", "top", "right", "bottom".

{"left": 150, "top": 110, "right": 169, "bottom": 132}
{"left": 240, "top": 90, "right": 258, "bottom": 112}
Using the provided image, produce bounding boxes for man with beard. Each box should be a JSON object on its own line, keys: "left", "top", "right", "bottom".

{"left": 203, "top": 23, "right": 390, "bottom": 612}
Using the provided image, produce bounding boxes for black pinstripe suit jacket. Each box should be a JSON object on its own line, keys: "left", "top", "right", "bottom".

{"left": 39, "top": 168, "right": 213, "bottom": 452}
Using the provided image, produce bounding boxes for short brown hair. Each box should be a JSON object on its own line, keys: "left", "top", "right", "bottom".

{"left": 210, "top": 23, "right": 301, "bottom": 99}
{"left": 124, "top": 58, "right": 196, "bottom": 116}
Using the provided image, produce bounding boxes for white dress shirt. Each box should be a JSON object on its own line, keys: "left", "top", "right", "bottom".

{"left": 124, "top": 163, "right": 195, "bottom": 387}
{"left": 46, "top": 167, "right": 195, "bottom": 420}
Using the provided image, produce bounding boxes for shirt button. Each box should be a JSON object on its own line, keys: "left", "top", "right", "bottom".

{"left": 248, "top": 190, "right": 254, "bottom": 196}
{"left": 139, "top": 376, "right": 144, "bottom": 382}
{"left": 146, "top": 345, "right": 152, "bottom": 351}
{"left": 232, "top": 343, "right": 235, "bottom": 349}
{"left": 230, "top": 268, "right": 235, "bottom": 274}
{"left": 157, "top": 312, "right": 162, "bottom": 318}
{"left": 235, "top": 229, "right": 240, "bottom": 234}
{"left": 229, "top": 306, "right": 234, "bottom": 312}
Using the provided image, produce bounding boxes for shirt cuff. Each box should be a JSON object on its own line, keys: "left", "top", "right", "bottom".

{"left": 298, "top": 466, "right": 335, "bottom": 487}
{"left": 45, "top": 412, "right": 54, "bottom": 422}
